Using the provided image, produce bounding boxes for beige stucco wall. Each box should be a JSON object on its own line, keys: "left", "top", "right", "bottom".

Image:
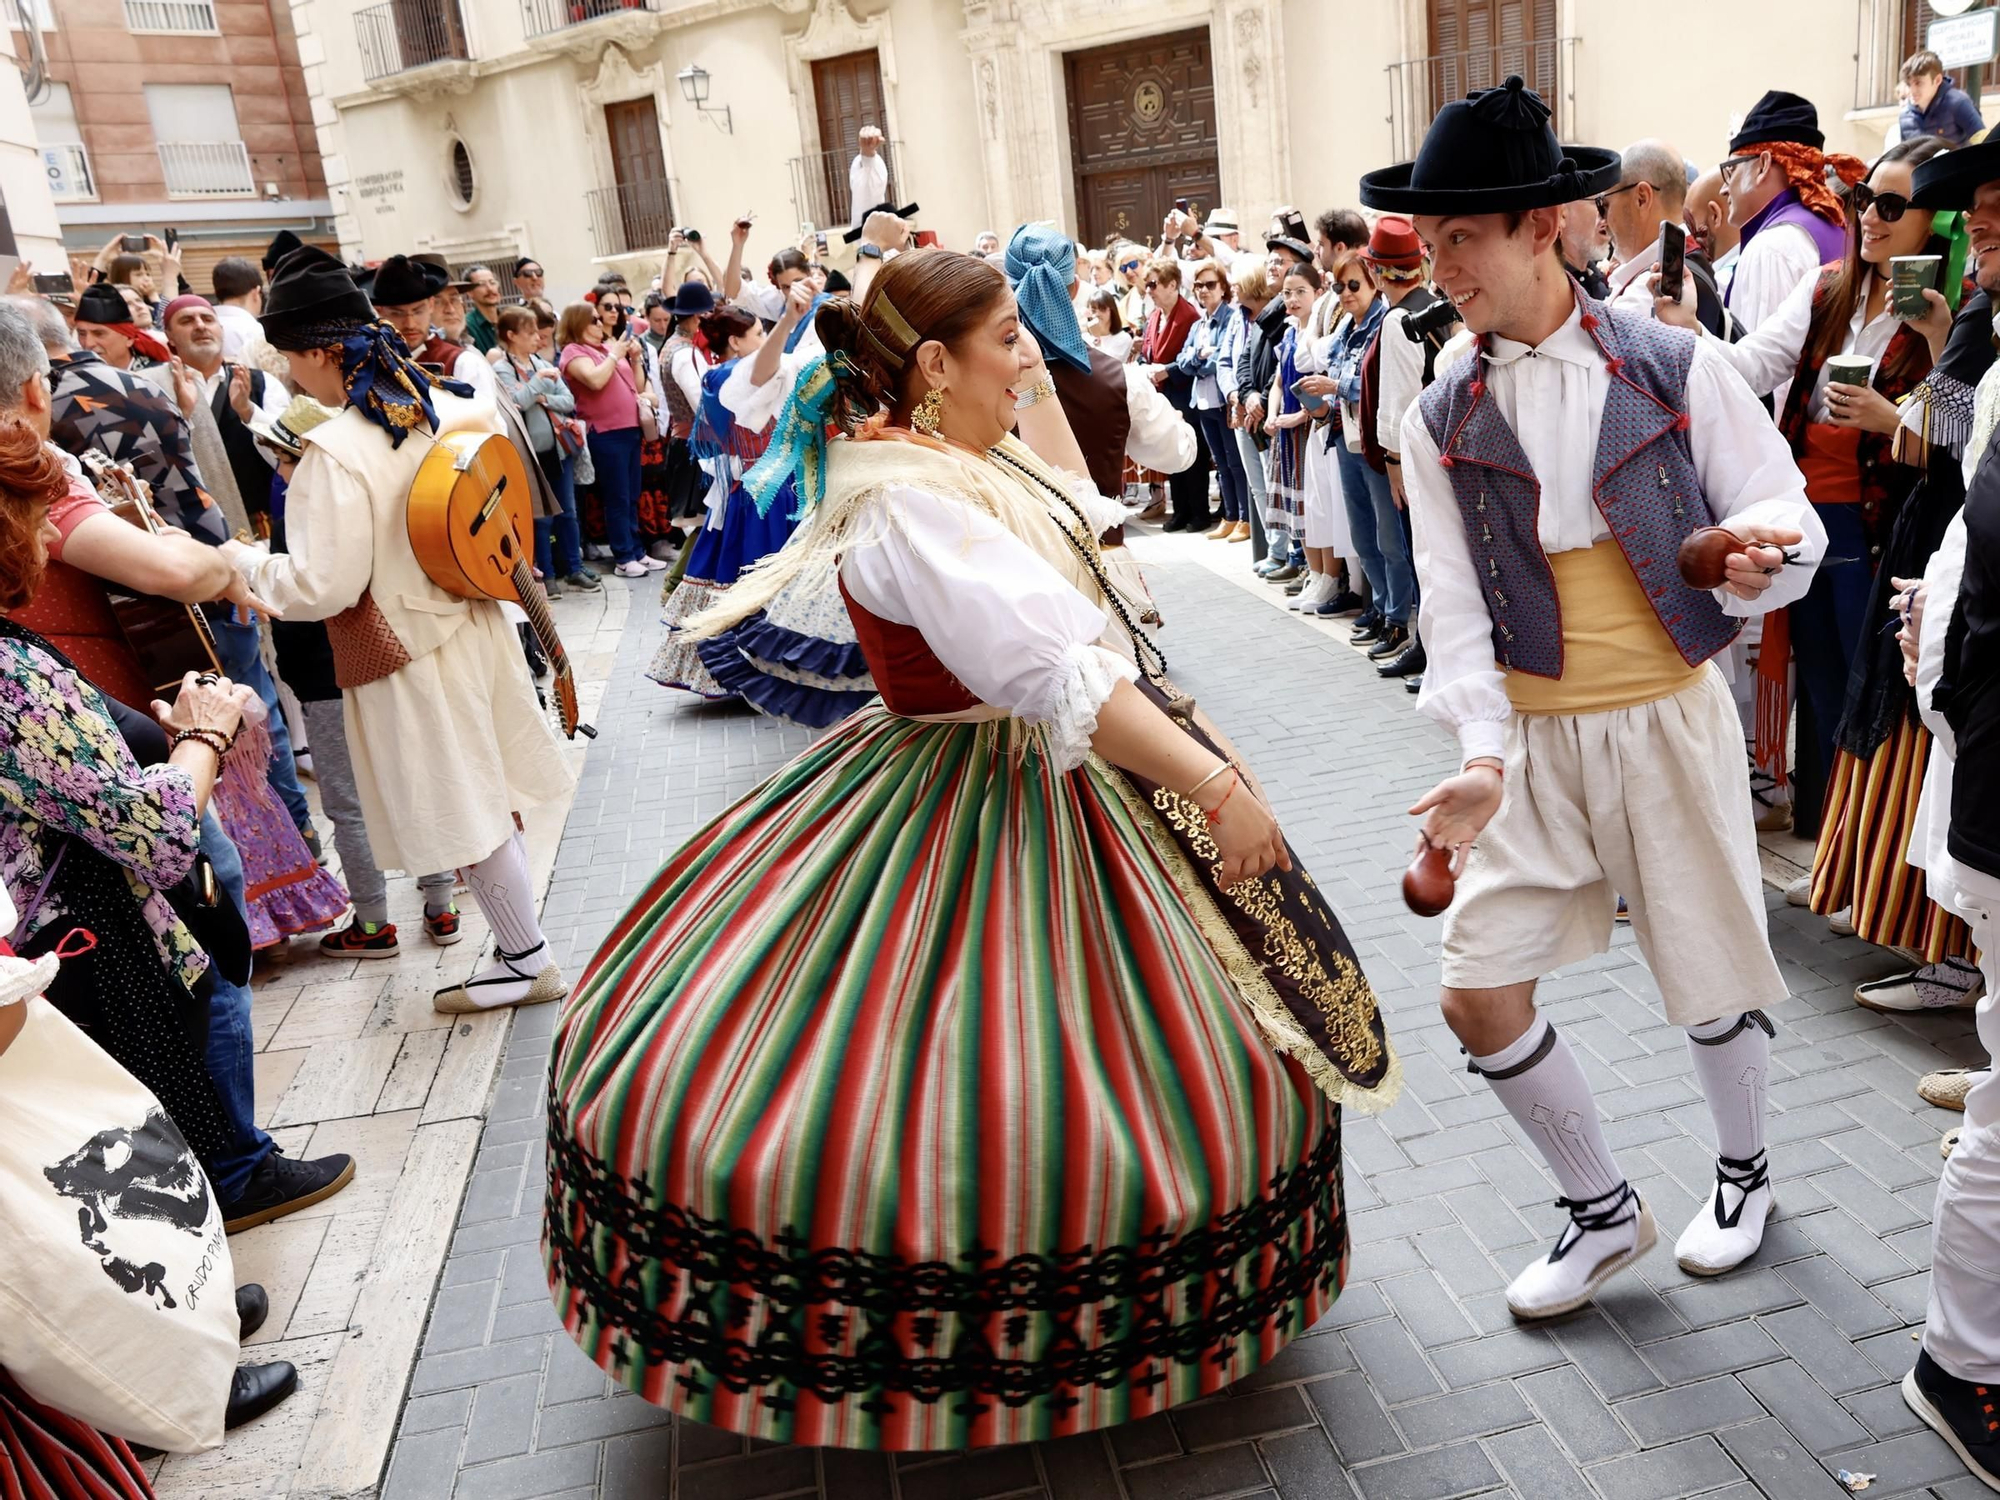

{"left": 294, "top": 0, "right": 1999, "bottom": 301}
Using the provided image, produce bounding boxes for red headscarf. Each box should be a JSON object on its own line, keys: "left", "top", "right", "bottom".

{"left": 1764, "top": 140, "right": 1869, "bottom": 228}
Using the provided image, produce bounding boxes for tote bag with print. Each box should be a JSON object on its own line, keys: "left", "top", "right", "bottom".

{"left": 0, "top": 950, "right": 239, "bottom": 1454}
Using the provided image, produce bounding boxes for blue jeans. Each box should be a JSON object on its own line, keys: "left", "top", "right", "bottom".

{"left": 586, "top": 426, "right": 644, "bottom": 565}
{"left": 533, "top": 446, "right": 581, "bottom": 577}
{"left": 211, "top": 614, "right": 311, "bottom": 833}
{"left": 1337, "top": 443, "right": 1416, "bottom": 624}
{"left": 1196, "top": 407, "right": 1248, "bottom": 522}
{"left": 200, "top": 812, "right": 276, "bottom": 1202}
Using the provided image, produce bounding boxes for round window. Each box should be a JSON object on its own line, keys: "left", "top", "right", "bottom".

{"left": 449, "top": 138, "right": 475, "bottom": 207}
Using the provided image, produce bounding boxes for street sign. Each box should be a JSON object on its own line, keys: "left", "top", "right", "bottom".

{"left": 1931, "top": 8, "right": 1999, "bottom": 70}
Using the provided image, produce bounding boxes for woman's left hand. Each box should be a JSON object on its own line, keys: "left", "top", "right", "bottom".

{"left": 1909, "top": 287, "right": 1955, "bottom": 361}
{"left": 1825, "top": 381, "right": 1902, "bottom": 434}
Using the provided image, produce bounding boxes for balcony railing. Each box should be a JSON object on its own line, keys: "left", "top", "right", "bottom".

{"left": 158, "top": 140, "right": 254, "bottom": 199}
{"left": 41, "top": 142, "right": 95, "bottom": 203}
{"left": 356, "top": 0, "right": 471, "bottom": 83}
{"left": 122, "top": 0, "right": 218, "bottom": 32}
{"left": 522, "top": 0, "right": 657, "bottom": 39}
{"left": 586, "top": 177, "right": 676, "bottom": 257}
{"left": 1385, "top": 37, "right": 1578, "bottom": 166}
{"left": 787, "top": 141, "right": 901, "bottom": 232}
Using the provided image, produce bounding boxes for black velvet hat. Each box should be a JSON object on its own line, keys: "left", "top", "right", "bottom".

{"left": 263, "top": 228, "right": 305, "bottom": 272}
{"left": 370, "top": 254, "right": 433, "bottom": 308}
{"left": 261, "top": 245, "right": 378, "bottom": 348}
{"left": 74, "top": 281, "right": 131, "bottom": 326}
{"left": 412, "top": 252, "right": 470, "bottom": 291}
{"left": 1359, "top": 76, "right": 1621, "bottom": 215}
{"left": 1729, "top": 92, "right": 1825, "bottom": 154}
{"left": 1911, "top": 136, "right": 2000, "bottom": 210}
{"left": 664, "top": 280, "right": 715, "bottom": 318}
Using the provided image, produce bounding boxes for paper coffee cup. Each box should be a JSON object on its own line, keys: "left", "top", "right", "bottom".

{"left": 1825, "top": 354, "right": 1874, "bottom": 388}
{"left": 1891, "top": 254, "right": 1941, "bottom": 319}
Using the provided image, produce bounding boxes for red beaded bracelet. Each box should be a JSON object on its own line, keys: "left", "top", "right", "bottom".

{"left": 1201, "top": 769, "right": 1239, "bottom": 828}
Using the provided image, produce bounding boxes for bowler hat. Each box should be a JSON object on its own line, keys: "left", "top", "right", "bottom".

{"left": 1911, "top": 135, "right": 2000, "bottom": 210}
{"left": 261, "top": 246, "right": 378, "bottom": 349}
{"left": 664, "top": 280, "right": 715, "bottom": 319}
{"left": 1729, "top": 91, "right": 1825, "bottom": 154}
{"left": 1362, "top": 215, "right": 1426, "bottom": 272}
{"left": 1360, "top": 76, "right": 1621, "bottom": 215}
{"left": 370, "top": 254, "right": 433, "bottom": 308}
{"left": 73, "top": 282, "right": 130, "bottom": 326}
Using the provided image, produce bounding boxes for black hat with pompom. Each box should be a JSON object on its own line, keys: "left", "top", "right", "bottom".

{"left": 1360, "top": 76, "right": 1621, "bottom": 214}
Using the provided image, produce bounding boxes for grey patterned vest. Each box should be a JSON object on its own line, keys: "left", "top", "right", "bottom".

{"left": 1417, "top": 293, "right": 1742, "bottom": 679}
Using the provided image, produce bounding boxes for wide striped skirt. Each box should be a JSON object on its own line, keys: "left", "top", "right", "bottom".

{"left": 545, "top": 708, "right": 1347, "bottom": 1450}
{"left": 0, "top": 1368, "right": 153, "bottom": 1499}
{"left": 1810, "top": 715, "right": 1974, "bottom": 963}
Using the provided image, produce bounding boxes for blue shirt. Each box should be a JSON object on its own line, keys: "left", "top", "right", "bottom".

{"left": 1902, "top": 78, "right": 1986, "bottom": 147}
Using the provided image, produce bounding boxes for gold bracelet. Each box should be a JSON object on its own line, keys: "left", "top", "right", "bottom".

{"left": 1014, "top": 376, "right": 1056, "bottom": 411}
{"left": 1185, "top": 760, "right": 1234, "bottom": 800}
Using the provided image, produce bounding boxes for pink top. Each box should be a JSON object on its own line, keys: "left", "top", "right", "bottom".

{"left": 558, "top": 341, "right": 640, "bottom": 432}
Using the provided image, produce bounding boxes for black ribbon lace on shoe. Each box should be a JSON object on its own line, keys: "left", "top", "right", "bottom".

{"left": 1548, "top": 1181, "right": 1638, "bottom": 1263}
{"left": 1710, "top": 1150, "right": 1769, "bottom": 1229}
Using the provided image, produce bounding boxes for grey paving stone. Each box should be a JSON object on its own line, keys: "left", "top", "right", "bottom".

{"left": 1482, "top": 1423, "right": 1597, "bottom": 1500}
{"left": 899, "top": 1445, "right": 1040, "bottom": 1500}
{"left": 1760, "top": 1304, "right": 1897, "bottom": 1398}
{"left": 459, "top": 1372, "right": 542, "bottom": 1465}
{"left": 1108, "top": 1412, "right": 1182, "bottom": 1467}
{"left": 452, "top": 1443, "right": 602, "bottom": 1500}
{"left": 1039, "top": 1433, "right": 1122, "bottom": 1500}
{"left": 1234, "top": 1330, "right": 1357, "bottom": 1392}
{"left": 1386, "top": 1380, "right": 1532, "bottom": 1446}
{"left": 1435, "top": 1327, "right": 1569, "bottom": 1388}
{"left": 1715, "top": 1416, "right": 1853, "bottom": 1500}
{"left": 408, "top": 1336, "right": 548, "bottom": 1397}
{"left": 1342, "top": 1318, "right": 1442, "bottom": 1404}
{"left": 382, "top": 1427, "right": 466, "bottom": 1500}
{"left": 400, "top": 1388, "right": 474, "bottom": 1438}
{"left": 534, "top": 1391, "right": 670, "bottom": 1449}
{"left": 673, "top": 1445, "right": 819, "bottom": 1500}
{"left": 1378, "top": 1269, "right": 1478, "bottom": 1349}
{"left": 1841, "top": 1381, "right": 1930, "bottom": 1441}
{"left": 1347, "top": 1442, "right": 1501, "bottom": 1500}
{"left": 1641, "top": 1320, "right": 1786, "bottom": 1384}
{"left": 601, "top": 1427, "right": 677, "bottom": 1500}
{"left": 541, "top": 1338, "right": 611, "bottom": 1405}
{"left": 422, "top": 1279, "right": 498, "bottom": 1358}
{"left": 1119, "top": 1444, "right": 1269, "bottom": 1500}
{"left": 1170, "top": 1388, "right": 1313, "bottom": 1450}
{"left": 1550, "top": 1311, "right": 1664, "bottom": 1401}
{"left": 1612, "top": 1374, "right": 1762, "bottom": 1445}
{"left": 1778, "top": 1254, "right": 1903, "bottom": 1339}
{"left": 1657, "top": 1265, "right": 1806, "bottom": 1331}
{"left": 1303, "top": 1373, "right": 1406, "bottom": 1465}
{"left": 1518, "top": 1363, "right": 1638, "bottom": 1464}
{"left": 1257, "top": 1427, "right": 1354, "bottom": 1500}
{"left": 1739, "top": 1358, "right": 1873, "bottom": 1454}
{"left": 1584, "top": 1434, "right": 1745, "bottom": 1500}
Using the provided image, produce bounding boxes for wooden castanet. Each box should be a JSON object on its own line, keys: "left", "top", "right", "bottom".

{"left": 1676, "top": 526, "right": 1746, "bottom": 590}
{"left": 408, "top": 431, "right": 593, "bottom": 740}
{"left": 1402, "top": 841, "right": 1456, "bottom": 918}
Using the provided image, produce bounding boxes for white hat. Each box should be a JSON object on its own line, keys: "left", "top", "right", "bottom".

{"left": 1203, "top": 208, "right": 1241, "bottom": 236}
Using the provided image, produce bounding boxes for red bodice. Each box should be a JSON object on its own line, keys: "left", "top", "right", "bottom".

{"left": 837, "top": 576, "right": 981, "bottom": 716}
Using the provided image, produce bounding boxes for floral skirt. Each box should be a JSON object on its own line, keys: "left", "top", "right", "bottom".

{"left": 637, "top": 436, "right": 676, "bottom": 541}
{"left": 213, "top": 725, "right": 348, "bottom": 949}
{"left": 545, "top": 708, "right": 1363, "bottom": 1451}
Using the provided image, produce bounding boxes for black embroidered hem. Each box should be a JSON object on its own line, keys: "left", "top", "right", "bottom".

{"left": 543, "top": 1097, "right": 1345, "bottom": 1413}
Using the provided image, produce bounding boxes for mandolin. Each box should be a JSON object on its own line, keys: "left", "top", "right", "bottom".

{"left": 79, "top": 450, "right": 224, "bottom": 696}
{"left": 408, "top": 431, "right": 594, "bottom": 740}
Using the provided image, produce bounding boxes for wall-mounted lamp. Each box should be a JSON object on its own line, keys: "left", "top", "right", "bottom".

{"left": 677, "top": 64, "right": 733, "bottom": 134}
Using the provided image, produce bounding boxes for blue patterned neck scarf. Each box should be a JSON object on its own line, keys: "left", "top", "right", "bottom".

{"left": 338, "top": 320, "right": 472, "bottom": 447}
{"left": 1004, "top": 223, "right": 1092, "bottom": 373}
{"left": 743, "top": 354, "right": 844, "bottom": 519}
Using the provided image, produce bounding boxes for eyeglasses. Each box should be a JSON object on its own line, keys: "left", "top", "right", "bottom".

{"left": 1194, "top": 279, "right": 1222, "bottom": 291}
{"left": 1718, "top": 154, "right": 1764, "bottom": 179}
{"left": 1338, "top": 279, "right": 1365, "bottom": 293}
{"left": 1593, "top": 182, "right": 1642, "bottom": 217}
{"left": 1851, "top": 182, "right": 1915, "bottom": 223}
{"left": 1119, "top": 261, "right": 1143, "bottom": 275}
{"left": 1143, "top": 280, "right": 1160, "bottom": 290}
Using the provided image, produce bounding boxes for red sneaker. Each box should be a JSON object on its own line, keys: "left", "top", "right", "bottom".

{"left": 319, "top": 920, "right": 399, "bottom": 959}
{"left": 424, "top": 906, "right": 462, "bottom": 946}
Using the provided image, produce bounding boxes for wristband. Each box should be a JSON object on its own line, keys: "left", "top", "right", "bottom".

{"left": 1185, "top": 760, "right": 1234, "bottom": 800}
{"left": 1014, "top": 376, "right": 1056, "bottom": 411}
{"left": 171, "top": 727, "right": 234, "bottom": 763}
{"left": 1201, "top": 769, "right": 1240, "bottom": 828}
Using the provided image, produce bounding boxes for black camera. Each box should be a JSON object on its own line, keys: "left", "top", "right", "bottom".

{"left": 1402, "top": 295, "right": 1461, "bottom": 344}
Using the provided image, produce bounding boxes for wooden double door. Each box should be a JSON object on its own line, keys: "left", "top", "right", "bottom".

{"left": 1065, "top": 27, "right": 1220, "bottom": 250}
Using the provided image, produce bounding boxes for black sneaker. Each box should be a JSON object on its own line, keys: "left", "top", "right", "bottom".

{"left": 1904, "top": 1348, "right": 2000, "bottom": 1491}
{"left": 1351, "top": 615, "right": 1387, "bottom": 643}
{"left": 223, "top": 1150, "right": 356, "bottom": 1233}
{"left": 1367, "top": 625, "right": 1411, "bottom": 660}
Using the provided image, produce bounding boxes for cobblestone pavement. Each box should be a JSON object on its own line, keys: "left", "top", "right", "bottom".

{"left": 381, "top": 541, "right": 1984, "bottom": 1500}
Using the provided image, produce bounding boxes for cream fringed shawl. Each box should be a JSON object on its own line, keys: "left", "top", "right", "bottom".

{"left": 682, "top": 429, "right": 1123, "bottom": 643}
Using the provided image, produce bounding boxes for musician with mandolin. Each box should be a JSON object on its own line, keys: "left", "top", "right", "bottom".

{"left": 221, "top": 247, "right": 577, "bottom": 1015}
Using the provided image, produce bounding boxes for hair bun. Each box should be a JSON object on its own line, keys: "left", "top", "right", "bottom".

{"left": 814, "top": 298, "right": 896, "bottom": 430}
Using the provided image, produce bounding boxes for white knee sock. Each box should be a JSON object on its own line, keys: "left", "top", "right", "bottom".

{"left": 1470, "top": 1017, "right": 1625, "bottom": 1203}
{"left": 460, "top": 831, "right": 545, "bottom": 959}
{"left": 1684, "top": 1011, "right": 1772, "bottom": 1163}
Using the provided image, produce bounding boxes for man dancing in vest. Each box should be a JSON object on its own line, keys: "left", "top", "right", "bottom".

{"left": 1363, "top": 79, "right": 1826, "bottom": 1319}
{"left": 222, "top": 247, "right": 575, "bottom": 1013}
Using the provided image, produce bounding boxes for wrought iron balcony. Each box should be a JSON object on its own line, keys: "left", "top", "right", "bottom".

{"left": 41, "top": 142, "right": 95, "bottom": 203}
{"left": 122, "top": 0, "right": 217, "bottom": 32}
{"left": 356, "top": 0, "right": 471, "bottom": 84}
{"left": 522, "top": 0, "right": 659, "bottom": 40}
{"left": 586, "top": 177, "right": 677, "bottom": 258}
{"left": 157, "top": 140, "right": 254, "bottom": 198}
{"left": 787, "top": 140, "right": 902, "bottom": 233}
{"left": 1385, "top": 37, "right": 1578, "bottom": 166}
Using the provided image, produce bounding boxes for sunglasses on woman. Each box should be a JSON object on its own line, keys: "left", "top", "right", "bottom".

{"left": 1143, "top": 280, "right": 1159, "bottom": 291}
{"left": 1338, "top": 278, "right": 1365, "bottom": 293}
{"left": 1194, "top": 279, "right": 1221, "bottom": 291}
{"left": 1850, "top": 182, "right": 1916, "bottom": 223}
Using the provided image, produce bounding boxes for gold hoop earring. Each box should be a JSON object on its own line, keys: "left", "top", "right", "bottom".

{"left": 910, "top": 385, "right": 947, "bottom": 436}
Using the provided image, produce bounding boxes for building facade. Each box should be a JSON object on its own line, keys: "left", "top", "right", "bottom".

{"left": 294, "top": 0, "right": 1988, "bottom": 301}
{"left": 16, "top": 0, "right": 333, "bottom": 289}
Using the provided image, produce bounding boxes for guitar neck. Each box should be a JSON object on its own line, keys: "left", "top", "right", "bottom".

{"left": 508, "top": 561, "right": 569, "bottom": 672}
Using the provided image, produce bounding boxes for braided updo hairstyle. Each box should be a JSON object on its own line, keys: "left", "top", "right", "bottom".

{"left": 813, "top": 249, "right": 1012, "bottom": 434}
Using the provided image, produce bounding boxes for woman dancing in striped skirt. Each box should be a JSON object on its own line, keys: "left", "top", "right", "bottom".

{"left": 546, "top": 249, "right": 1398, "bottom": 1451}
